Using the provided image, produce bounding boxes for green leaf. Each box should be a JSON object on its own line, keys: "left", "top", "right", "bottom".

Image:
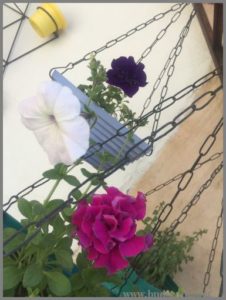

{"left": 93, "top": 286, "right": 110, "bottom": 296}
{"left": 55, "top": 249, "right": 73, "bottom": 271}
{"left": 50, "top": 215, "right": 65, "bottom": 236}
{"left": 3, "top": 228, "right": 26, "bottom": 254}
{"left": 4, "top": 266, "right": 23, "bottom": 290}
{"left": 40, "top": 233, "right": 57, "bottom": 248}
{"left": 63, "top": 175, "right": 80, "bottom": 186}
{"left": 81, "top": 168, "right": 93, "bottom": 178}
{"left": 70, "top": 273, "right": 84, "bottom": 291}
{"left": 61, "top": 206, "right": 74, "bottom": 222}
{"left": 3, "top": 256, "right": 16, "bottom": 267}
{"left": 31, "top": 232, "right": 43, "bottom": 246}
{"left": 45, "top": 199, "right": 64, "bottom": 214}
{"left": 18, "top": 198, "right": 32, "bottom": 218}
{"left": 46, "top": 271, "right": 71, "bottom": 296}
{"left": 62, "top": 206, "right": 74, "bottom": 217}
{"left": 71, "top": 189, "right": 82, "bottom": 200}
{"left": 76, "top": 252, "right": 91, "bottom": 270}
{"left": 31, "top": 200, "right": 44, "bottom": 216}
{"left": 21, "top": 218, "right": 30, "bottom": 226}
{"left": 54, "top": 163, "right": 68, "bottom": 175}
{"left": 23, "top": 263, "right": 43, "bottom": 288}
{"left": 3, "top": 287, "right": 16, "bottom": 296}
{"left": 57, "top": 237, "right": 72, "bottom": 250}
{"left": 43, "top": 169, "right": 61, "bottom": 179}
{"left": 27, "top": 287, "right": 40, "bottom": 297}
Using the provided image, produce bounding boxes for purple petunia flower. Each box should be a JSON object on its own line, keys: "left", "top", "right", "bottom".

{"left": 106, "top": 56, "right": 147, "bottom": 97}
{"left": 71, "top": 186, "right": 154, "bottom": 274}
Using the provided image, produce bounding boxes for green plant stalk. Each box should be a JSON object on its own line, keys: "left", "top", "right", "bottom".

{"left": 44, "top": 160, "right": 82, "bottom": 205}
{"left": 44, "top": 178, "right": 61, "bottom": 205}
{"left": 114, "top": 133, "right": 133, "bottom": 164}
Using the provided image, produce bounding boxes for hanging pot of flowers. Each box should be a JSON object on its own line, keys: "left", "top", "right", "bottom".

{"left": 50, "top": 56, "right": 151, "bottom": 170}
{"left": 3, "top": 53, "right": 209, "bottom": 297}
{"left": 4, "top": 192, "right": 182, "bottom": 297}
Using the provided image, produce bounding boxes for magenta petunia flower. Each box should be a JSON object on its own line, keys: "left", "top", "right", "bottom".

{"left": 72, "top": 187, "right": 154, "bottom": 274}
{"left": 106, "top": 56, "right": 147, "bottom": 97}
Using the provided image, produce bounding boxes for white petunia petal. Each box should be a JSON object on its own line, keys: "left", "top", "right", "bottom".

{"left": 19, "top": 81, "right": 90, "bottom": 165}
{"left": 60, "top": 116, "right": 90, "bottom": 162}
{"left": 54, "top": 85, "right": 81, "bottom": 122}
{"left": 39, "top": 81, "right": 62, "bottom": 114}
{"left": 33, "top": 124, "right": 69, "bottom": 165}
{"left": 18, "top": 95, "right": 51, "bottom": 130}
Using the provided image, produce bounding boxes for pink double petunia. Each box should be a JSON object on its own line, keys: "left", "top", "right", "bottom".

{"left": 72, "top": 187, "right": 154, "bottom": 274}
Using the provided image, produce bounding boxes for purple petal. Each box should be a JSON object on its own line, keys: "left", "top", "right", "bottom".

{"left": 110, "top": 217, "right": 133, "bottom": 241}
{"left": 134, "top": 192, "right": 146, "bottom": 220}
{"left": 106, "top": 56, "right": 147, "bottom": 98}
{"left": 124, "top": 223, "right": 137, "bottom": 240}
{"left": 117, "top": 198, "right": 137, "bottom": 219}
{"left": 94, "top": 253, "right": 109, "bottom": 268}
{"left": 87, "top": 246, "right": 98, "bottom": 260}
{"left": 76, "top": 229, "right": 91, "bottom": 248}
{"left": 143, "top": 233, "right": 154, "bottom": 252}
{"left": 119, "top": 235, "right": 146, "bottom": 257}
{"left": 92, "top": 194, "right": 109, "bottom": 206}
{"left": 81, "top": 206, "right": 100, "bottom": 236}
{"left": 122, "top": 84, "right": 139, "bottom": 97}
{"left": 111, "top": 56, "right": 128, "bottom": 69}
{"left": 93, "top": 238, "right": 109, "bottom": 254}
{"left": 103, "top": 214, "right": 118, "bottom": 231}
{"left": 136, "top": 70, "right": 147, "bottom": 87}
{"left": 108, "top": 247, "right": 129, "bottom": 274}
{"left": 71, "top": 200, "right": 88, "bottom": 227}
{"left": 93, "top": 219, "right": 109, "bottom": 244}
{"left": 106, "top": 186, "right": 124, "bottom": 198}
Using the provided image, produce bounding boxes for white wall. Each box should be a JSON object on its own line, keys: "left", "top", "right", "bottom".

{"left": 3, "top": 3, "right": 214, "bottom": 220}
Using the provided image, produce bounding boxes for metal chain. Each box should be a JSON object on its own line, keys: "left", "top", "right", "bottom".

{"left": 3, "top": 86, "right": 222, "bottom": 257}
{"left": 169, "top": 161, "right": 223, "bottom": 233}
{"left": 139, "top": 9, "right": 196, "bottom": 118}
{"left": 203, "top": 197, "right": 223, "bottom": 294}
{"left": 152, "top": 116, "right": 223, "bottom": 235}
{"left": 121, "top": 118, "right": 223, "bottom": 290}
{"left": 3, "top": 177, "right": 50, "bottom": 212}
{"left": 145, "top": 151, "right": 223, "bottom": 196}
{"left": 132, "top": 161, "right": 223, "bottom": 288}
{"left": 3, "top": 68, "right": 220, "bottom": 211}
{"left": 48, "top": 3, "right": 184, "bottom": 77}
{"left": 137, "top": 3, "right": 188, "bottom": 63}
{"left": 150, "top": 10, "right": 196, "bottom": 134}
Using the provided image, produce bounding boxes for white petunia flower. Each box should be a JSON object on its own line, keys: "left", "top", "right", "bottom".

{"left": 19, "top": 81, "right": 90, "bottom": 165}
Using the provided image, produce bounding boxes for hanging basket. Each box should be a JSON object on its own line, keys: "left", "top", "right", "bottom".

{"left": 52, "top": 70, "right": 150, "bottom": 170}
{"left": 3, "top": 212, "right": 179, "bottom": 297}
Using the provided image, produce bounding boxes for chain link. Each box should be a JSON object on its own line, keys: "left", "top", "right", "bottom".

{"left": 139, "top": 9, "right": 196, "bottom": 119}
{"left": 4, "top": 68, "right": 221, "bottom": 211}
{"left": 169, "top": 161, "right": 223, "bottom": 232}
{"left": 3, "top": 87, "right": 222, "bottom": 257}
{"left": 137, "top": 4, "right": 188, "bottom": 63}
{"left": 49, "top": 3, "right": 184, "bottom": 77}
{"left": 133, "top": 161, "right": 223, "bottom": 288}
{"left": 3, "top": 81, "right": 222, "bottom": 218}
{"left": 148, "top": 10, "right": 196, "bottom": 150}
{"left": 203, "top": 198, "right": 223, "bottom": 294}
{"left": 145, "top": 151, "right": 223, "bottom": 196}
{"left": 152, "top": 116, "right": 223, "bottom": 234}
{"left": 3, "top": 177, "right": 50, "bottom": 212}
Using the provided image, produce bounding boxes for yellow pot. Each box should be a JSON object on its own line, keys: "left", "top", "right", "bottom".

{"left": 29, "top": 3, "right": 67, "bottom": 38}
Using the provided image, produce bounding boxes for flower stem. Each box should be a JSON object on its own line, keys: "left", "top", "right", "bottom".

{"left": 44, "top": 178, "right": 61, "bottom": 205}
